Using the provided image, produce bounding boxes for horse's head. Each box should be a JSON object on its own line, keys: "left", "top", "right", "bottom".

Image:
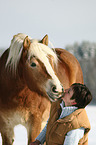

{"left": 6, "top": 33, "right": 64, "bottom": 102}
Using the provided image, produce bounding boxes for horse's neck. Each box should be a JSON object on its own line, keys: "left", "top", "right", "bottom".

{"left": 0, "top": 73, "right": 25, "bottom": 96}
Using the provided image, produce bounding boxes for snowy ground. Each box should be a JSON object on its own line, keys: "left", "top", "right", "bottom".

{"left": 0, "top": 105, "right": 96, "bottom": 145}
{"left": 86, "top": 105, "right": 96, "bottom": 145}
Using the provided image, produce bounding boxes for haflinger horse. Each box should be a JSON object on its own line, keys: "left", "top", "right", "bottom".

{"left": 0, "top": 33, "right": 83, "bottom": 145}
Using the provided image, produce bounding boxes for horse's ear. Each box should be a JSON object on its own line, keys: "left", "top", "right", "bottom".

{"left": 23, "top": 36, "right": 31, "bottom": 50}
{"left": 22, "top": 36, "right": 31, "bottom": 62}
{"left": 41, "top": 34, "right": 48, "bottom": 45}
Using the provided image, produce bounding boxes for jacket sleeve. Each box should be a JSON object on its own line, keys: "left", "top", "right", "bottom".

{"left": 64, "top": 127, "right": 85, "bottom": 145}
{"left": 35, "top": 119, "right": 49, "bottom": 144}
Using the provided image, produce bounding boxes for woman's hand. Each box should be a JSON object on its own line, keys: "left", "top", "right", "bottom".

{"left": 29, "top": 140, "right": 41, "bottom": 145}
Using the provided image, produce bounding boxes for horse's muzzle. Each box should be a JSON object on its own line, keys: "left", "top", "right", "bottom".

{"left": 47, "top": 85, "right": 64, "bottom": 102}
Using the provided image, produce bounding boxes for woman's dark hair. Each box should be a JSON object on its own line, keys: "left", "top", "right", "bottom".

{"left": 71, "top": 83, "right": 92, "bottom": 108}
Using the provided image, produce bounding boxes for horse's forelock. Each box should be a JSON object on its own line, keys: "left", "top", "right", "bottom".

{"left": 28, "top": 42, "right": 58, "bottom": 79}
{"left": 29, "top": 42, "right": 58, "bottom": 64}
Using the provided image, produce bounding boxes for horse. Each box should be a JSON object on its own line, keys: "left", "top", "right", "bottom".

{"left": 0, "top": 33, "right": 83, "bottom": 145}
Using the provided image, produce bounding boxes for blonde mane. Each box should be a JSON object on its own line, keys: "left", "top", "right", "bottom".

{"left": 6, "top": 33, "right": 58, "bottom": 79}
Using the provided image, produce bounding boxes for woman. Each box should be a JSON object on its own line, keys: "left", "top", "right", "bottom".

{"left": 30, "top": 83, "right": 92, "bottom": 145}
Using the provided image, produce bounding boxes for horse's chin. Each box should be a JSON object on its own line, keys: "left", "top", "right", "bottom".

{"left": 47, "top": 92, "right": 64, "bottom": 102}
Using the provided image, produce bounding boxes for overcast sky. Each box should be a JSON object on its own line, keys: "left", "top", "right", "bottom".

{"left": 0, "top": 0, "right": 96, "bottom": 48}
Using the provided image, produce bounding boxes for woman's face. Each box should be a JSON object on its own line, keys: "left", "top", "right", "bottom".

{"left": 62, "top": 87, "right": 76, "bottom": 106}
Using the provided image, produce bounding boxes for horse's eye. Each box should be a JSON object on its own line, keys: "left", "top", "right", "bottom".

{"left": 31, "top": 62, "right": 36, "bottom": 67}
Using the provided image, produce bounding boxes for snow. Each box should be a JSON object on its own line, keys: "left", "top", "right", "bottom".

{"left": 86, "top": 105, "right": 96, "bottom": 145}
{"left": 0, "top": 105, "right": 96, "bottom": 145}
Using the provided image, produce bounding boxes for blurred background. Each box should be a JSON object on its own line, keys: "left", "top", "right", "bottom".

{"left": 0, "top": 0, "right": 96, "bottom": 144}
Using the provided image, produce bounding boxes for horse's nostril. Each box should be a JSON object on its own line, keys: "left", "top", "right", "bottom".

{"left": 52, "top": 86, "right": 58, "bottom": 93}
